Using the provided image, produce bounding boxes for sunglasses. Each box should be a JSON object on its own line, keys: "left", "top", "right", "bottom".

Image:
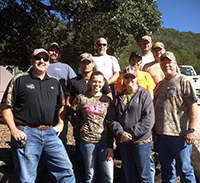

{"left": 97, "top": 44, "right": 107, "bottom": 47}
{"left": 34, "top": 55, "right": 49, "bottom": 62}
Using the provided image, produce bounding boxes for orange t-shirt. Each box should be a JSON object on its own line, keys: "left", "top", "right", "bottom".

{"left": 115, "top": 70, "right": 155, "bottom": 93}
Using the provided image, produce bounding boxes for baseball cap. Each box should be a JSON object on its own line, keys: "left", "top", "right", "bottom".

{"left": 160, "top": 51, "right": 176, "bottom": 61}
{"left": 130, "top": 51, "right": 142, "bottom": 59}
{"left": 123, "top": 65, "right": 137, "bottom": 78}
{"left": 153, "top": 42, "right": 165, "bottom": 50}
{"left": 80, "top": 53, "right": 93, "bottom": 62}
{"left": 32, "top": 48, "right": 50, "bottom": 58}
{"left": 48, "top": 42, "right": 60, "bottom": 50}
{"left": 141, "top": 35, "right": 152, "bottom": 43}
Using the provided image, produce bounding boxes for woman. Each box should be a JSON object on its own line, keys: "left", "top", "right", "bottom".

{"left": 108, "top": 66, "right": 155, "bottom": 183}
{"left": 67, "top": 71, "right": 114, "bottom": 183}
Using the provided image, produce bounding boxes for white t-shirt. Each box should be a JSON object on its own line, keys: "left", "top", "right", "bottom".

{"left": 141, "top": 52, "right": 154, "bottom": 69}
{"left": 93, "top": 55, "right": 121, "bottom": 80}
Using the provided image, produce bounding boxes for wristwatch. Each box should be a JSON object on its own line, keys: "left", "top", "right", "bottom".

{"left": 187, "top": 128, "right": 195, "bottom": 133}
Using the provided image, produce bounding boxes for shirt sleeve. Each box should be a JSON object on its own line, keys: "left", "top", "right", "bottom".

{"left": 101, "top": 80, "right": 112, "bottom": 94}
{"left": 145, "top": 72, "right": 155, "bottom": 91}
{"left": 181, "top": 76, "right": 198, "bottom": 104}
{"left": 107, "top": 97, "right": 125, "bottom": 140}
{"left": 111, "top": 56, "right": 121, "bottom": 72}
{"left": 65, "top": 79, "right": 73, "bottom": 96}
{"left": 70, "top": 94, "right": 82, "bottom": 111}
{"left": 115, "top": 74, "right": 125, "bottom": 93}
{"left": 1, "top": 74, "right": 21, "bottom": 107}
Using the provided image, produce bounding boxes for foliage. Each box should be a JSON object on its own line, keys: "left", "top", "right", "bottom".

{"left": 152, "top": 28, "right": 200, "bottom": 74}
{"left": 117, "top": 28, "right": 200, "bottom": 74}
{"left": 0, "top": 0, "right": 162, "bottom": 71}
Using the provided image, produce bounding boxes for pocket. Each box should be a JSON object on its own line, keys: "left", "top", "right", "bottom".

{"left": 17, "top": 125, "right": 27, "bottom": 134}
{"left": 51, "top": 126, "right": 58, "bottom": 134}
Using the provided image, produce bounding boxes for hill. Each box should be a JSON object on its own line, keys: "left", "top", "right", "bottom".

{"left": 116, "top": 28, "right": 200, "bottom": 74}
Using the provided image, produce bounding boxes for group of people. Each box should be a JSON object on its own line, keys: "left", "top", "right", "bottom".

{"left": 0, "top": 35, "right": 198, "bottom": 183}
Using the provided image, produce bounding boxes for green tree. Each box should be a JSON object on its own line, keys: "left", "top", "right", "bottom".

{"left": 0, "top": 0, "right": 162, "bottom": 71}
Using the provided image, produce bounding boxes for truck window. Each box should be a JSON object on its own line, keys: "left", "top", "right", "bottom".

{"left": 179, "top": 67, "right": 195, "bottom": 76}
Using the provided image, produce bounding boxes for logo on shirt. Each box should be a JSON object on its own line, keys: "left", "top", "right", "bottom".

{"left": 51, "top": 86, "right": 54, "bottom": 89}
{"left": 26, "top": 83, "right": 35, "bottom": 90}
{"left": 86, "top": 104, "right": 106, "bottom": 115}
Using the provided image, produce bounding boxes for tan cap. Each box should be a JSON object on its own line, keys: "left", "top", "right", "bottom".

{"left": 141, "top": 35, "right": 152, "bottom": 43}
{"left": 160, "top": 51, "right": 176, "bottom": 61}
{"left": 153, "top": 42, "right": 165, "bottom": 50}
{"left": 80, "top": 53, "right": 93, "bottom": 62}
{"left": 32, "top": 48, "right": 50, "bottom": 58}
{"left": 123, "top": 65, "right": 137, "bottom": 78}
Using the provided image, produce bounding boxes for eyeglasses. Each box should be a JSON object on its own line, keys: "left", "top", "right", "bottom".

{"left": 97, "top": 44, "right": 107, "bottom": 47}
{"left": 34, "top": 55, "right": 49, "bottom": 62}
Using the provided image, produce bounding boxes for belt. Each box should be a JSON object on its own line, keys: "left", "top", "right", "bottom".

{"left": 16, "top": 123, "right": 51, "bottom": 131}
{"left": 134, "top": 135, "right": 152, "bottom": 145}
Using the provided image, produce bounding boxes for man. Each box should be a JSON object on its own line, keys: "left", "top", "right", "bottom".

{"left": 115, "top": 51, "right": 155, "bottom": 99}
{"left": 154, "top": 51, "right": 198, "bottom": 182}
{"left": 47, "top": 42, "right": 77, "bottom": 146}
{"left": 93, "top": 37, "right": 121, "bottom": 98}
{"left": 66, "top": 52, "right": 112, "bottom": 103}
{"left": 139, "top": 35, "right": 154, "bottom": 69}
{"left": 47, "top": 42, "right": 76, "bottom": 93}
{"left": 143, "top": 42, "right": 166, "bottom": 84}
{"left": 65, "top": 52, "right": 112, "bottom": 182}
{"left": 0, "top": 48, "right": 75, "bottom": 183}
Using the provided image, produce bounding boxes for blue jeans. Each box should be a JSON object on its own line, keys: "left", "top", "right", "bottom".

{"left": 80, "top": 141, "right": 113, "bottom": 183}
{"left": 157, "top": 135, "right": 196, "bottom": 183}
{"left": 119, "top": 141, "right": 153, "bottom": 183}
{"left": 11, "top": 125, "right": 75, "bottom": 183}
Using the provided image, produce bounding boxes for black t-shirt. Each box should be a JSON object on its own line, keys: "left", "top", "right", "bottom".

{"left": 65, "top": 74, "right": 112, "bottom": 98}
{"left": 1, "top": 69, "right": 64, "bottom": 126}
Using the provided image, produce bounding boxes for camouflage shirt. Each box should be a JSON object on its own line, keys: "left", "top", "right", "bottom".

{"left": 71, "top": 93, "right": 111, "bottom": 143}
{"left": 154, "top": 74, "right": 197, "bottom": 136}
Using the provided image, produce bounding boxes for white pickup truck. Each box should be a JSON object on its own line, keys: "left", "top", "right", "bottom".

{"left": 178, "top": 65, "right": 200, "bottom": 104}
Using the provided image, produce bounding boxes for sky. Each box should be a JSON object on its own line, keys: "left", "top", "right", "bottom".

{"left": 156, "top": 0, "right": 200, "bottom": 34}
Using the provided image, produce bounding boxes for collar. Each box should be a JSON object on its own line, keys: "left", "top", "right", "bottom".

{"left": 28, "top": 68, "right": 49, "bottom": 80}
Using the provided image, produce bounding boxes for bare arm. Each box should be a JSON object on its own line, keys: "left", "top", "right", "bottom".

{"left": 65, "top": 95, "right": 75, "bottom": 108}
{"left": 149, "top": 90, "right": 154, "bottom": 100}
{"left": 106, "top": 92, "right": 113, "bottom": 100}
{"left": 1, "top": 105, "right": 27, "bottom": 141}
{"left": 107, "top": 71, "right": 120, "bottom": 85}
{"left": 185, "top": 102, "right": 198, "bottom": 145}
{"left": 53, "top": 105, "right": 65, "bottom": 136}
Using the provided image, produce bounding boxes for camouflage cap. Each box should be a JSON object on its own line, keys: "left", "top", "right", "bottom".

{"left": 32, "top": 48, "right": 50, "bottom": 58}
{"left": 160, "top": 51, "right": 176, "bottom": 61}
{"left": 80, "top": 53, "right": 93, "bottom": 62}
{"left": 123, "top": 65, "right": 137, "bottom": 78}
{"left": 141, "top": 35, "right": 152, "bottom": 43}
{"left": 153, "top": 42, "right": 165, "bottom": 50}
